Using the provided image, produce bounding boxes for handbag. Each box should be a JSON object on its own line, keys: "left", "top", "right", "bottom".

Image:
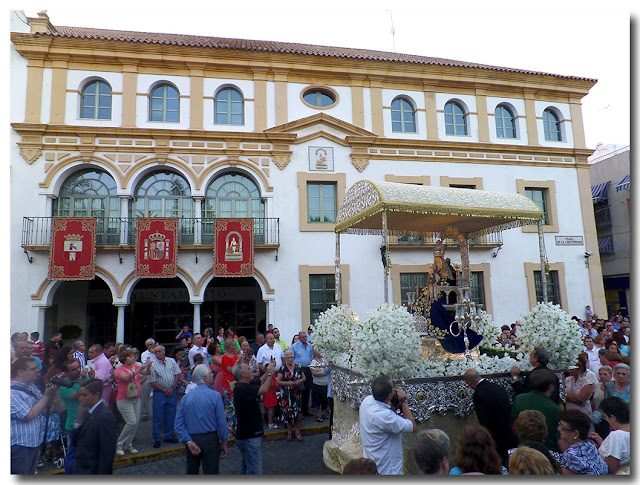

{"left": 125, "top": 368, "right": 140, "bottom": 399}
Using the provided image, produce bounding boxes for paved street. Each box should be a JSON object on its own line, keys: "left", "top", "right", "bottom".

{"left": 115, "top": 432, "right": 334, "bottom": 475}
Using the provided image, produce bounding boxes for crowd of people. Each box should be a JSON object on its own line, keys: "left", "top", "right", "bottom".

{"left": 11, "top": 306, "right": 629, "bottom": 476}
{"left": 10, "top": 324, "right": 326, "bottom": 475}
{"left": 353, "top": 309, "right": 630, "bottom": 476}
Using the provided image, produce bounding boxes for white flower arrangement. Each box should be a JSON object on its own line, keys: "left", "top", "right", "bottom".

{"left": 475, "top": 310, "right": 502, "bottom": 351}
{"left": 311, "top": 304, "right": 358, "bottom": 363}
{"left": 351, "top": 303, "right": 422, "bottom": 379}
{"left": 514, "top": 301, "right": 584, "bottom": 369}
{"left": 313, "top": 301, "right": 578, "bottom": 379}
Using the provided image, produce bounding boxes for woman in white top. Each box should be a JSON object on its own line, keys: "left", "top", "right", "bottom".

{"left": 589, "top": 396, "right": 630, "bottom": 474}
{"left": 565, "top": 353, "right": 595, "bottom": 418}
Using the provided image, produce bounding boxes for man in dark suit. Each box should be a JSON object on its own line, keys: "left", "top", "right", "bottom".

{"left": 72, "top": 378, "right": 117, "bottom": 474}
{"left": 463, "top": 368, "right": 517, "bottom": 462}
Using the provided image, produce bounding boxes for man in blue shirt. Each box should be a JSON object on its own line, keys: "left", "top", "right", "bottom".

{"left": 174, "top": 364, "right": 229, "bottom": 474}
{"left": 11, "top": 357, "right": 58, "bottom": 474}
{"left": 175, "top": 325, "right": 193, "bottom": 343}
{"left": 290, "top": 331, "right": 314, "bottom": 416}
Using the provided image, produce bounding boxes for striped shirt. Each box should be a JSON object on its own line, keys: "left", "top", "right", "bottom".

{"left": 73, "top": 350, "right": 86, "bottom": 370}
{"left": 10, "top": 381, "right": 45, "bottom": 447}
{"left": 148, "top": 357, "right": 181, "bottom": 388}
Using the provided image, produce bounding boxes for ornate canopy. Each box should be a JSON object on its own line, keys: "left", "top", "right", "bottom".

{"left": 334, "top": 180, "right": 543, "bottom": 238}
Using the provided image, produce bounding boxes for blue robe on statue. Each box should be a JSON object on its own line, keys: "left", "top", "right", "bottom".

{"left": 429, "top": 300, "right": 483, "bottom": 353}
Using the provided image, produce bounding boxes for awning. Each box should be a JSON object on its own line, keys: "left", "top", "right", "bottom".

{"left": 591, "top": 181, "right": 610, "bottom": 203}
{"left": 598, "top": 235, "right": 615, "bottom": 253}
{"left": 616, "top": 175, "right": 630, "bottom": 192}
{"left": 335, "top": 180, "right": 543, "bottom": 238}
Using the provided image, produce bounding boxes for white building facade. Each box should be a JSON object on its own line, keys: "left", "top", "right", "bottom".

{"left": 10, "top": 11, "right": 606, "bottom": 348}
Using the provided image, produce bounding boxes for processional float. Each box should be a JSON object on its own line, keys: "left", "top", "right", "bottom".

{"left": 324, "top": 180, "right": 548, "bottom": 473}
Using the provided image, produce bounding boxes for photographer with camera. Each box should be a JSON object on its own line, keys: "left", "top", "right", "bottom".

{"left": 359, "top": 375, "right": 416, "bottom": 475}
{"left": 11, "top": 357, "right": 59, "bottom": 474}
{"left": 58, "top": 360, "right": 94, "bottom": 474}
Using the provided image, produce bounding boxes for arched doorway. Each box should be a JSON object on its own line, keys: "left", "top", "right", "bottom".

{"left": 46, "top": 277, "right": 116, "bottom": 346}
{"left": 201, "top": 277, "right": 265, "bottom": 341}
{"left": 125, "top": 277, "right": 191, "bottom": 351}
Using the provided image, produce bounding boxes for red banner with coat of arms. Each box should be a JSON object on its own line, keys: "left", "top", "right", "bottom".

{"left": 135, "top": 218, "right": 178, "bottom": 278}
{"left": 214, "top": 218, "right": 253, "bottom": 277}
{"left": 48, "top": 217, "right": 96, "bottom": 280}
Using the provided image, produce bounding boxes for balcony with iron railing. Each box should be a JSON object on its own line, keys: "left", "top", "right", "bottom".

{"left": 389, "top": 231, "right": 503, "bottom": 249}
{"left": 21, "top": 217, "right": 280, "bottom": 249}
{"left": 594, "top": 206, "right": 612, "bottom": 229}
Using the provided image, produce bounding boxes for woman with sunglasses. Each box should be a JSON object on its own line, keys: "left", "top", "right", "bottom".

{"left": 557, "top": 409, "right": 607, "bottom": 475}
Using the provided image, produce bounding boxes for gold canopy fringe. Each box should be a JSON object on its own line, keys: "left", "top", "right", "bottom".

{"left": 335, "top": 202, "right": 540, "bottom": 237}
{"left": 340, "top": 219, "right": 533, "bottom": 239}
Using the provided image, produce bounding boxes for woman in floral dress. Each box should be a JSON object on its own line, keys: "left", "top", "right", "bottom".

{"left": 276, "top": 349, "right": 306, "bottom": 442}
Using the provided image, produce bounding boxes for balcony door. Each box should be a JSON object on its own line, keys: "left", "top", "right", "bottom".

{"left": 203, "top": 172, "right": 265, "bottom": 243}
{"left": 131, "top": 171, "right": 194, "bottom": 244}
{"left": 52, "top": 169, "right": 120, "bottom": 245}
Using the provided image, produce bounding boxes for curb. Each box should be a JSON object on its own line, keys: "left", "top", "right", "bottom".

{"left": 40, "top": 423, "right": 329, "bottom": 475}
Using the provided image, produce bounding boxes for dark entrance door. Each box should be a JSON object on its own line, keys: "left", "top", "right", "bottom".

{"left": 201, "top": 277, "right": 265, "bottom": 342}
{"left": 47, "top": 277, "right": 116, "bottom": 346}
{"left": 125, "top": 277, "right": 191, "bottom": 351}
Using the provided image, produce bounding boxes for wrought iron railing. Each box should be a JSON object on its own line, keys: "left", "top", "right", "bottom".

{"left": 594, "top": 206, "right": 612, "bottom": 228}
{"left": 21, "top": 217, "right": 280, "bottom": 247}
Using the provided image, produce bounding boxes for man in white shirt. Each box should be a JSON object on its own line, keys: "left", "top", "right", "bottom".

{"left": 359, "top": 375, "right": 416, "bottom": 475}
{"left": 140, "top": 338, "right": 158, "bottom": 422}
{"left": 255, "top": 333, "right": 284, "bottom": 429}
{"left": 256, "top": 333, "right": 283, "bottom": 372}
{"left": 188, "top": 334, "right": 209, "bottom": 370}
{"left": 584, "top": 336, "right": 601, "bottom": 374}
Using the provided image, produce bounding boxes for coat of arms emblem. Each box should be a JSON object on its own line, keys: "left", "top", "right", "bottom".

{"left": 144, "top": 231, "right": 170, "bottom": 261}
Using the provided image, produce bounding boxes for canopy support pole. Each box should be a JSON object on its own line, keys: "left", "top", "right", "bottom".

{"left": 458, "top": 234, "right": 470, "bottom": 289}
{"left": 382, "top": 211, "right": 390, "bottom": 304}
{"left": 335, "top": 232, "right": 342, "bottom": 305}
{"left": 538, "top": 220, "right": 548, "bottom": 303}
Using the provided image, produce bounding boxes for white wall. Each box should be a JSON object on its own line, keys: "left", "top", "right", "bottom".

{"left": 435, "top": 93, "right": 480, "bottom": 142}
{"left": 535, "top": 100, "right": 574, "bottom": 148}
{"left": 288, "top": 83, "right": 352, "bottom": 123}
{"left": 486, "top": 96, "right": 528, "bottom": 145}
{"left": 65, "top": 70, "right": 123, "bottom": 127}
{"left": 136, "top": 74, "right": 191, "bottom": 130}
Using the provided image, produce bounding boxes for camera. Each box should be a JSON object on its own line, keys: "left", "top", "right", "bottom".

{"left": 585, "top": 251, "right": 593, "bottom": 257}
{"left": 49, "top": 376, "right": 75, "bottom": 388}
{"left": 390, "top": 391, "right": 400, "bottom": 408}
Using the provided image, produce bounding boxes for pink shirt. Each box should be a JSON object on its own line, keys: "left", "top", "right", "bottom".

{"left": 92, "top": 352, "right": 113, "bottom": 385}
{"left": 115, "top": 364, "right": 142, "bottom": 400}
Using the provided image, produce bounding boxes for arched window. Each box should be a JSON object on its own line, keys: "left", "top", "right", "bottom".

{"left": 149, "top": 84, "right": 180, "bottom": 122}
{"left": 391, "top": 97, "right": 416, "bottom": 133}
{"left": 52, "top": 169, "right": 119, "bottom": 244}
{"left": 495, "top": 104, "right": 516, "bottom": 139}
{"left": 80, "top": 80, "right": 112, "bottom": 119}
{"left": 132, "top": 171, "right": 194, "bottom": 242}
{"left": 543, "top": 108, "right": 561, "bottom": 141}
{"left": 203, "top": 173, "right": 265, "bottom": 243}
{"left": 215, "top": 88, "right": 244, "bottom": 125}
{"left": 444, "top": 101, "right": 467, "bottom": 135}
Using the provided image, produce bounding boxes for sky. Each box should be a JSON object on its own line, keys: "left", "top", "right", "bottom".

{"left": 17, "top": 0, "right": 632, "bottom": 150}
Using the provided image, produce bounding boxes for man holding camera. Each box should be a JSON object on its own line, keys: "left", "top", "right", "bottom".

{"left": 11, "top": 357, "right": 59, "bottom": 475}
{"left": 359, "top": 375, "right": 416, "bottom": 475}
{"left": 59, "top": 360, "right": 94, "bottom": 474}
